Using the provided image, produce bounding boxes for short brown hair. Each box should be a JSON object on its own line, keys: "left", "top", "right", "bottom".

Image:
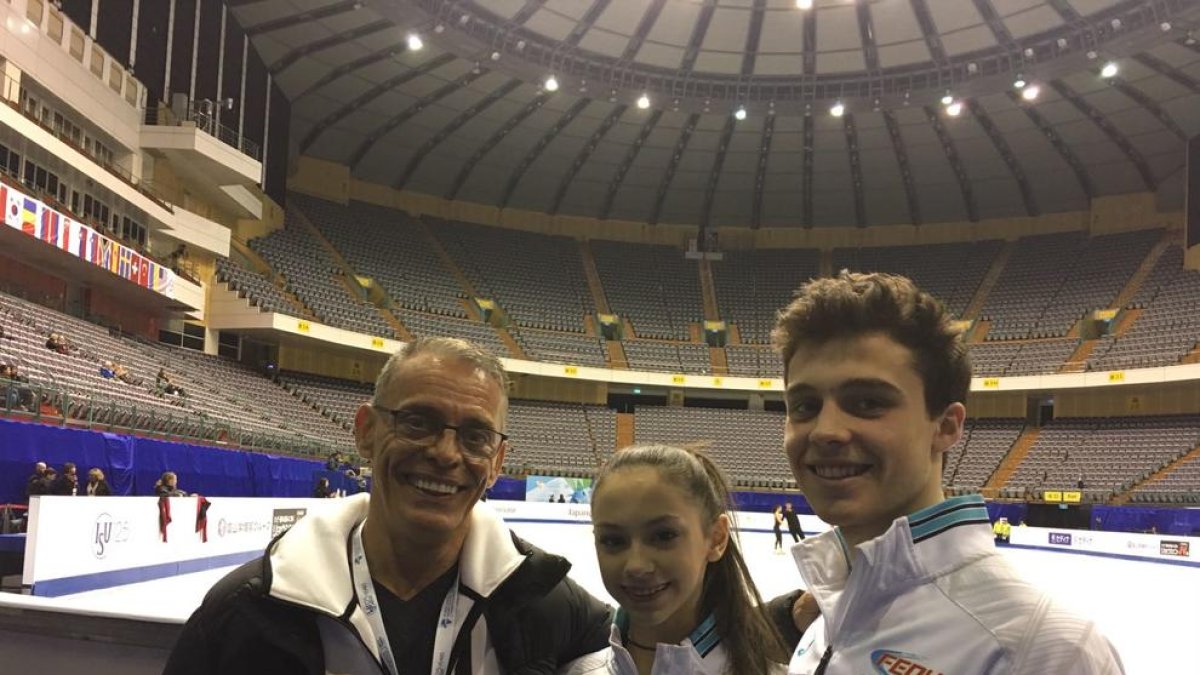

{"left": 771, "top": 271, "right": 970, "bottom": 416}
{"left": 373, "top": 336, "right": 509, "bottom": 406}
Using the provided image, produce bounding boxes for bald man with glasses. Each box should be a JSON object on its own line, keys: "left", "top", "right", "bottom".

{"left": 166, "top": 337, "right": 612, "bottom": 674}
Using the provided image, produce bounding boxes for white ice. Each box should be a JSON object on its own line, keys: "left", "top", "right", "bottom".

{"left": 19, "top": 519, "right": 1197, "bottom": 673}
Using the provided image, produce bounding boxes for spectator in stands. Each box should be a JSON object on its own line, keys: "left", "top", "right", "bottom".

{"left": 99, "top": 361, "right": 116, "bottom": 379}
{"left": 578, "top": 444, "right": 788, "bottom": 674}
{"left": 45, "top": 332, "right": 71, "bottom": 355}
{"left": 164, "top": 336, "right": 614, "bottom": 673}
{"left": 113, "top": 362, "right": 142, "bottom": 386}
{"left": 773, "top": 271, "right": 1123, "bottom": 674}
{"left": 157, "top": 367, "right": 186, "bottom": 397}
{"left": 49, "top": 462, "right": 79, "bottom": 496}
{"left": 25, "top": 462, "right": 48, "bottom": 500}
{"left": 312, "top": 477, "right": 334, "bottom": 499}
{"left": 155, "top": 471, "right": 186, "bottom": 497}
{"left": 325, "top": 451, "right": 344, "bottom": 471}
{"left": 1, "top": 362, "right": 32, "bottom": 410}
{"left": 84, "top": 468, "right": 112, "bottom": 496}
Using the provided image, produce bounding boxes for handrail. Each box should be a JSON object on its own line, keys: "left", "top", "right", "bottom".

{"left": 144, "top": 103, "right": 262, "bottom": 161}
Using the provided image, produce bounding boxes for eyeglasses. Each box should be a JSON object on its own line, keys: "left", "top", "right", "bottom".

{"left": 372, "top": 405, "right": 507, "bottom": 460}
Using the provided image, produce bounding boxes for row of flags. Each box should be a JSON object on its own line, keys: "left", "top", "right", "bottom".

{"left": 1, "top": 184, "right": 176, "bottom": 298}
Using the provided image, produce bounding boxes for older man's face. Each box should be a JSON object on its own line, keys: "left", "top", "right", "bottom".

{"left": 356, "top": 354, "right": 507, "bottom": 543}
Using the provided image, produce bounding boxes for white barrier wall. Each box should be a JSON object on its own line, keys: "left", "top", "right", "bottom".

{"left": 1009, "top": 526, "right": 1198, "bottom": 565}
{"left": 487, "top": 500, "right": 830, "bottom": 536}
{"left": 23, "top": 496, "right": 337, "bottom": 596}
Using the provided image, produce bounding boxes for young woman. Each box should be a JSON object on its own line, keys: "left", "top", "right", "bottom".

{"left": 569, "top": 444, "right": 787, "bottom": 675}
{"left": 772, "top": 505, "right": 784, "bottom": 554}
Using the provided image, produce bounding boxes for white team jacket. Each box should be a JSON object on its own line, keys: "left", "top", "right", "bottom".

{"left": 788, "top": 495, "right": 1124, "bottom": 675}
{"left": 564, "top": 610, "right": 787, "bottom": 675}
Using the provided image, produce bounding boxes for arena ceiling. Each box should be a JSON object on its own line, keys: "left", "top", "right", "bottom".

{"left": 232, "top": 0, "right": 1200, "bottom": 228}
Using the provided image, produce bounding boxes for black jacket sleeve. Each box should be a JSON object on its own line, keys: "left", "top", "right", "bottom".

{"left": 766, "top": 588, "right": 808, "bottom": 652}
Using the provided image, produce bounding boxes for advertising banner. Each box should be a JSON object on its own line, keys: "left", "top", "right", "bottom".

{"left": 23, "top": 495, "right": 337, "bottom": 595}
{"left": 1010, "top": 526, "right": 1199, "bottom": 565}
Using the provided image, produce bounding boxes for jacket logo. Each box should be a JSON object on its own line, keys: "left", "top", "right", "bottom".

{"left": 871, "top": 649, "right": 943, "bottom": 675}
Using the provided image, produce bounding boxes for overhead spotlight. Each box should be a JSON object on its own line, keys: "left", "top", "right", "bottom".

{"left": 544, "top": 75, "right": 559, "bottom": 92}
{"left": 1161, "top": 22, "right": 1172, "bottom": 32}
{"left": 946, "top": 101, "right": 962, "bottom": 117}
{"left": 1013, "top": 75, "right": 1026, "bottom": 89}
{"left": 1110, "top": 18, "right": 1122, "bottom": 30}
{"left": 434, "top": 24, "right": 445, "bottom": 34}
{"left": 734, "top": 106, "right": 747, "bottom": 121}
{"left": 1057, "top": 37, "right": 1068, "bottom": 49}
{"left": 1086, "top": 50, "right": 1098, "bottom": 60}
{"left": 1021, "top": 84, "right": 1040, "bottom": 101}
{"left": 941, "top": 92, "right": 954, "bottom": 106}
{"left": 637, "top": 94, "right": 651, "bottom": 109}
{"left": 796, "top": 0, "right": 813, "bottom": 9}
{"left": 830, "top": 101, "right": 845, "bottom": 117}
{"left": 1024, "top": 47, "right": 1035, "bottom": 58}
{"left": 490, "top": 51, "right": 501, "bottom": 61}
{"left": 1100, "top": 61, "right": 1119, "bottom": 78}
{"left": 459, "top": 14, "right": 471, "bottom": 25}
{"left": 406, "top": 34, "right": 423, "bottom": 51}
{"left": 516, "top": 40, "right": 527, "bottom": 51}
{"left": 967, "top": 62, "right": 978, "bottom": 74}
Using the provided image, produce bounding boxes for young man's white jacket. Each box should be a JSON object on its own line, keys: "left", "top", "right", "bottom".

{"left": 564, "top": 610, "right": 787, "bottom": 674}
{"left": 788, "top": 495, "right": 1124, "bottom": 675}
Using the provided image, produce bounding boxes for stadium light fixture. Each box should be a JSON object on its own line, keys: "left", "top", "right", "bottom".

{"left": 1100, "top": 61, "right": 1119, "bottom": 79}
{"left": 544, "top": 75, "right": 559, "bottom": 92}
{"left": 796, "top": 0, "right": 813, "bottom": 9}
{"left": 406, "top": 34, "right": 423, "bottom": 51}
{"left": 734, "top": 106, "right": 747, "bottom": 121}
{"left": 637, "top": 94, "right": 651, "bottom": 109}
{"left": 1014, "top": 75, "right": 1026, "bottom": 89}
{"left": 830, "top": 101, "right": 845, "bottom": 117}
{"left": 940, "top": 92, "right": 953, "bottom": 106}
{"left": 945, "top": 101, "right": 963, "bottom": 117}
{"left": 1021, "top": 84, "right": 1040, "bottom": 101}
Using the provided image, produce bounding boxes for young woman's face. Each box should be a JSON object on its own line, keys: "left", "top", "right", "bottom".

{"left": 592, "top": 466, "right": 728, "bottom": 644}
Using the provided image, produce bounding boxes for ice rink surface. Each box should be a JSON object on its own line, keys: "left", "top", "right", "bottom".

{"left": 36, "top": 518, "right": 1198, "bottom": 674}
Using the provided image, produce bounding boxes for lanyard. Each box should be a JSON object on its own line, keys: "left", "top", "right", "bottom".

{"left": 350, "top": 521, "right": 461, "bottom": 675}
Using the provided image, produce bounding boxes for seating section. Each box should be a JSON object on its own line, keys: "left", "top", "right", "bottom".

{"left": 291, "top": 194, "right": 466, "bottom": 317}
{"left": 622, "top": 341, "right": 710, "bottom": 374}
{"left": 215, "top": 258, "right": 299, "bottom": 316}
{"left": 725, "top": 344, "right": 776, "bottom": 377}
{"left": 1005, "top": 416, "right": 1200, "bottom": 498}
{"left": 394, "top": 309, "right": 511, "bottom": 358}
{"left": 711, "top": 249, "right": 821, "bottom": 345}
{"left": 1089, "top": 245, "right": 1200, "bottom": 370}
{"left": 1131, "top": 450, "right": 1200, "bottom": 504}
{"left": 280, "top": 371, "right": 371, "bottom": 429}
{"left": 633, "top": 406, "right": 790, "bottom": 486}
{"left": 981, "top": 231, "right": 1158, "bottom": 340}
{"left": 943, "top": 418, "right": 1025, "bottom": 488}
{"left": 591, "top": 241, "right": 703, "bottom": 340}
{"left": 430, "top": 219, "right": 594, "bottom": 333}
{"left": 969, "top": 339, "right": 1077, "bottom": 376}
{"left": 0, "top": 291, "right": 353, "bottom": 454}
{"left": 250, "top": 208, "right": 395, "bottom": 337}
{"left": 520, "top": 330, "right": 607, "bottom": 367}
{"left": 502, "top": 402, "right": 615, "bottom": 474}
{"left": 833, "top": 240, "right": 1003, "bottom": 318}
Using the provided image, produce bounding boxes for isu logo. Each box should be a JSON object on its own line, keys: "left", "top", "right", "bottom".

{"left": 871, "top": 649, "right": 944, "bottom": 675}
{"left": 93, "top": 512, "right": 130, "bottom": 559}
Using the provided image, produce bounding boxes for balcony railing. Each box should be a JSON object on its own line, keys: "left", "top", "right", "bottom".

{"left": 144, "top": 102, "right": 262, "bottom": 162}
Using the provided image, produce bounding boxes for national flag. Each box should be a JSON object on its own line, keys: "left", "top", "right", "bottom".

{"left": 21, "top": 198, "right": 39, "bottom": 236}
{"left": 118, "top": 248, "right": 132, "bottom": 279}
{"left": 80, "top": 228, "right": 96, "bottom": 263}
{"left": 89, "top": 229, "right": 101, "bottom": 263}
{"left": 68, "top": 220, "right": 82, "bottom": 257}
{"left": 130, "top": 254, "right": 142, "bottom": 286}
{"left": 138, "top": 258, "right": 151, "bottom": 288}
{"left": 5, "top": 187, "right": 23, "bottom": 231}
{"left": 41, "top": 209, "right": 60, "bottom": 247}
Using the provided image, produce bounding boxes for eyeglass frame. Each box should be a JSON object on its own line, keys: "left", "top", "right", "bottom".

{"left": 371, "top": 404, "right": 508, "bottom": 460}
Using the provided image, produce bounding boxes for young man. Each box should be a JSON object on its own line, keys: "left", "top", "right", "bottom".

{"left": 773, "top": 272, "right": 1123, "bottom": 675}
{"left": 164, "top": 337, "right": 613, "bottom": 674}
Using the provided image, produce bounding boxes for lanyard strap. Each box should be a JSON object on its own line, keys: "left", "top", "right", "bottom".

{"left": 351, "top": 521, "right": 461, "bottom": 675}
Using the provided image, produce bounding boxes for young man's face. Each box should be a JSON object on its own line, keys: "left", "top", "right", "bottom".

{"left": 783, "top": 333, "right": 964, "bottom": 546}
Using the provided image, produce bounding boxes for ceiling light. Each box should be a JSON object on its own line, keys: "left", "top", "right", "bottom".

{"left": 734, "top": 106, "right": 747, "bottom": 121}
{"left": 1100, "top": 61, "right": 1119, "bottom": 78}
{"left": 1014, "top": 76, "right": 1026, "bottom": 89}
{"left": 491, "top": 51, "right": 501, "bottom": 61}
{"left": 406, "top": 34, "right": 423, "bottom": 51}
{"left": 830, "top": 101, "right": 845, "bottom": 117}
{"left": 796, "top": 0, "right": 813, "bottom": 9}
{"left": 434, "top": 24, "right": 445, "bottom": 34}
{"left": 637, "top": 94, "right": 650, "bottom": 109}
{"left": 946, "top": 101, "right": 962, "bottom": 117}
{"left": 1161, "top": 22, "right": 1172, "bottom": 32}
{"left": 1021, "top": 84, "right": 1040, "bottom": 101}
{"left": 941, "top": 92, "right": 953, "bottom": 106}
{"left": 544, "top": 75, "right": 559, "bottom": 92}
